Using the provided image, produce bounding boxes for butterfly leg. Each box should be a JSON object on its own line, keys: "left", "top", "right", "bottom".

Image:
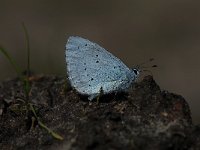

{"left": 96, "top": 87, "right": 104, "bottom": 104}
{"left": 88, "top": 87, "right": 104, "bottom": 101}
{"left": 88, "top": 94, "right": 99, "bottom": 101}
{"left": 114, "top": 92, "right": 118, "bottom": 100}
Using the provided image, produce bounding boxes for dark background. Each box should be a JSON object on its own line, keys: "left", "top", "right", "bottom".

{"left": 0, "top": 0, "right": 199, "bottom": 123}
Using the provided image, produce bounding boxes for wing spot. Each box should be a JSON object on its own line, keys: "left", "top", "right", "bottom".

{"left": 89, "top": 84, "right": 91, "bottom": 86}
{"left": 84, "top": 68, "right": 87, "bottom": 71}
{"left": 91, "top": 78, "right": 94, "bottom": 81}
{"left": 96, "top": 55, "right": 98, "bottom": 57}
{"left": 96, "top": 60, "right": 99, "bottom": 63}
{"left": 85, "top": 44, "right": 87, "bottom": 46}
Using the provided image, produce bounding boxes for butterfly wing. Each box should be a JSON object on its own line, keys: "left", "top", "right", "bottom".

{"left": 65, "top": 36, "right": 135, "bottom": 97}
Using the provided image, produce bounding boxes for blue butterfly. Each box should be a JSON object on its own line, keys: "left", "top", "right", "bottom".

{"left": 65, "top": 36, "right": 139, "bottom": 100}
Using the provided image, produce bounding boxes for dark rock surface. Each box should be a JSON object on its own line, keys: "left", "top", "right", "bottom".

{"left": 0, "top": 75, "right": 199, "bottom": 150}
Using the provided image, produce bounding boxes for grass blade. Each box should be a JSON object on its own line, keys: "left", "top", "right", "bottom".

{"left": 22, "top": 22, "right": 30, "bottom": 77}
{"left": 0, "top": 46, "right": 21, "bottom": 76}
{"left": 29, "top": 103, "right": 64, "bottom": 140}
{"left": 38, "top": 121, "right": 64, "bottom": 140}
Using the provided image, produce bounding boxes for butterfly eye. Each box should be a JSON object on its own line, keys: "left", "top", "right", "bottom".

{"left": 133, "top": 69, "right": 138, "bottom": 75}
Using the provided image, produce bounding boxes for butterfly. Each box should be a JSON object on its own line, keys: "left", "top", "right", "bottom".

{"left": 65, "top": 36, "right": 139, "bottom": 100}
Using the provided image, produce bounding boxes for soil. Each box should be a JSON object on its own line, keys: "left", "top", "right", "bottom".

{"left": 0, "top": 75, "right": 199, "bottom": 150}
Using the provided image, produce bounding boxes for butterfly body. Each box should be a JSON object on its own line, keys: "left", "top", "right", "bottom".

{"left": 65, "top": 36, "right": 139, "bottom": 100}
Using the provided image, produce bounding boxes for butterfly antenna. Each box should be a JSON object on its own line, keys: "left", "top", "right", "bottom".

{"left": 141, "top": 69, "right": 153, "bottom": 76}
{"left": 140, "top": 64, "right": 158, "bottom": 69}
{"left": 135, "top": 59, "right": 157, "bottom": 77}
{"left": 137, "top": 58, "right": 155, "bottom": 67}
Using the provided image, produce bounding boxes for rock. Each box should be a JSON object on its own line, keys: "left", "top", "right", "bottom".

{"left": 0, "top": 75, "right": 199, "bottom": 150}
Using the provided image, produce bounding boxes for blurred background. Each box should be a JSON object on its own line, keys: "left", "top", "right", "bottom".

{"left": 0, "top": 0, "right": 199, "bottom": 123}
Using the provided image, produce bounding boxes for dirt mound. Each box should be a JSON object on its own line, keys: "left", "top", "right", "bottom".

{"left": 0, "top": 75, "right": 199, "bottom": 150}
